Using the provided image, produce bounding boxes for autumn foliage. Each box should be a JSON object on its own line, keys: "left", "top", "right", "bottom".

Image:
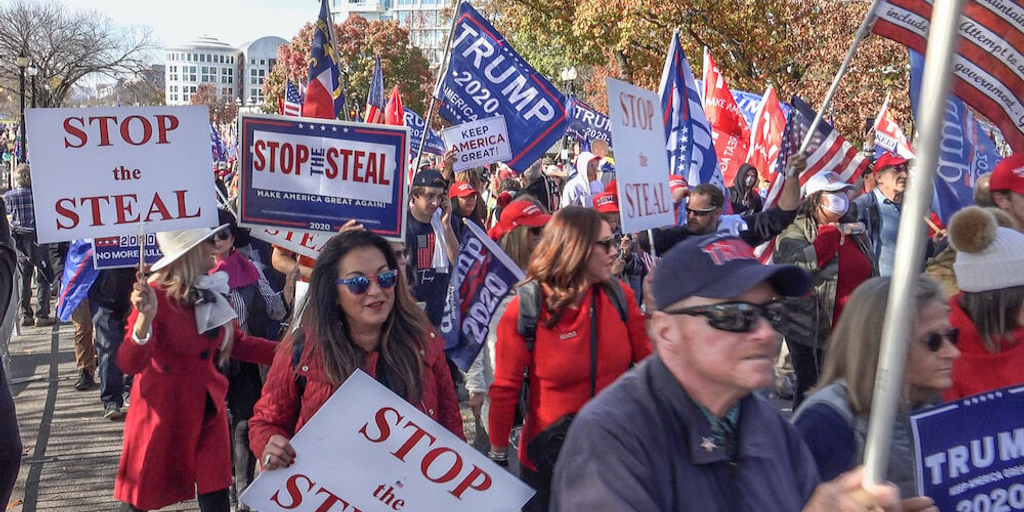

{"left": 488, "top": 0, "right": 912, "bottom": 145}
{"left": 262, "top": 14, "right": 434, "bottom": 117}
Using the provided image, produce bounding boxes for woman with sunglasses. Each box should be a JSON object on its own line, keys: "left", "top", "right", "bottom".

{"left": 249, "top": 230, "right": 464, "bottom": 473}
{"left": 774, "top": 170, "right": 876, "bottom": 408}
{"left": 793, "top": 275, "right": 959, "bottom": 500}
{"left": 942, "top": 206, "right": 1024, "bottom": 399}
{"left": 488, "top": 206, "right": 652, "bottom": 511}
{"left": 116, "top": 226, "right": 278, "bottom": 512}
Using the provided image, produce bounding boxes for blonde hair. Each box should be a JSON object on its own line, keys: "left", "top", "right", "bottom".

{"left": 13, "top": 164, "right": 30, "bottom": 187}
{"left": 149, "top": 244, "right": 234, "bottom": 365}
{"left": 816, "top": 275, "right": 945, "bottom": 413}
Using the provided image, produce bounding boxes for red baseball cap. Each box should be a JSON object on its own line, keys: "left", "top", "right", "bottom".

{"left": 873, "top": 152, "right": 909, "bottom": 173}
{"left": 669, "top": 174, "right": 689, "bottom": 193}
{"left": 989, "top": 153, "right": 1024, "bottom": 196}
{"left": 593, "top": 192, "right": 619, "bottom": 213}
{"left": 449, "top": 181, "right": 477, "bottom": 199}
{"left": 489, "top": 201, "right": 551, "bottom": 241}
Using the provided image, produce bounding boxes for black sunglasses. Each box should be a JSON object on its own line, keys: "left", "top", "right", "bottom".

{"left": 663, "top": 301, "right": 785, "bottom": 333}
{"left": 686, "top": 207, "right": 717, "bottom": 217}
{"left": 922, "top": 328, "right": 959, "bottom": 352}
{"left": 336, "top": 270, "right": 398, "bottom": 295}
{"left": 594, "top": 237, "right": 616, "bottom": 251}
{"left": 528, "top": 226, "right": 544, "bottom": 236}
{"left": 213, "top": 229, "right": 232, "bottom": 241}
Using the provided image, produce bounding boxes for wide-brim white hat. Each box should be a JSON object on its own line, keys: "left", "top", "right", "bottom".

{"left": 150, "top": 224, "right": 230, "bottom": 272}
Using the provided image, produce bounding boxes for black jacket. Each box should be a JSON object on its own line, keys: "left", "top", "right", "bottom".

{"left": 647, "top": 206, "right": 798, "bottom": 255}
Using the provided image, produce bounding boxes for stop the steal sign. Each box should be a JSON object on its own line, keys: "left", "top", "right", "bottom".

{"left": 240, "top": 370, "right": 534, "bottom": 512}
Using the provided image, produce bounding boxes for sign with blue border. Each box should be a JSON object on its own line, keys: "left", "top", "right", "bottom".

{"left": 92, "top": 234, "right": 162, "bottom": 270}
{"left": 237, "top": 113, "right": 408, "bottom": 239}
{"left": 911, "top": 385, "right": 1024, "bottom": 511}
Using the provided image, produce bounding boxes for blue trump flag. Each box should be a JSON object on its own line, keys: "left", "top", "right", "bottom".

{"left": 56, "top": 240, "right": 98, "bottom": 322}
{"left": 210, "top": 123, "right": 226, "bottom": 162}
{"left": 908, "top": 49, "right": 1002, "bottom": 225}
{"left": 659, "top": 30, "right": 723, "bottom": 195}
{"left": 404, "top": 107, "right": 447, "bottom": 156}
{"left": 437, "top": 2, "right": 570, "bottom": 173}
{"left": 440, "top": 219, "right": 526, "bottom": 371}
{"left": 566, "top": 96, "right": 612, "bottom": 146}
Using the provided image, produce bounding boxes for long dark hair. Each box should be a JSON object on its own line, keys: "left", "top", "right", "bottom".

{"left": 288, "top": 231, "right": 429, "bottom": 402}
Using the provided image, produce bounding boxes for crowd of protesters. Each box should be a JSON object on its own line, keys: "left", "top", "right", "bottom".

{"left": 3, "top": 134, "right": 1024, "bottom": 512}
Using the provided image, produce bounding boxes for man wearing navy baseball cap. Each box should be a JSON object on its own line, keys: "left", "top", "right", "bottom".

{"left": 550, "top": 233, "right": 913, "bottom": 512}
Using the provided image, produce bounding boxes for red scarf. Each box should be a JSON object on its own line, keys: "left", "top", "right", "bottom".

{"left": 211, "top": 250, "right": 260, "bottom": 289}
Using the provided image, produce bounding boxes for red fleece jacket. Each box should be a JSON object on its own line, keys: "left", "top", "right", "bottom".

{"left": 944, "top": 294, "right": 1024, "bottom": 400}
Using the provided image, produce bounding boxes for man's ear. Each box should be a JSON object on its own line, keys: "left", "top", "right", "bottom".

{"left": 650, "top": 312, "right": 683, "bottom": 355}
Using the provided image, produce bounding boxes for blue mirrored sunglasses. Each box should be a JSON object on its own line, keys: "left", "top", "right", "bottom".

{"left": 335, "top": 270, "right": 398, "bottom": 295}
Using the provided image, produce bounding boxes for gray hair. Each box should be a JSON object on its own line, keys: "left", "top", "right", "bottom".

{"left": 13, "top": 164, "right": 30, "bottom": 187}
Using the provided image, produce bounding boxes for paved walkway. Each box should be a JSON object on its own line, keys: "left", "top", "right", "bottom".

{"left": 6, "top": 320, "right": 487, "bottom": 512}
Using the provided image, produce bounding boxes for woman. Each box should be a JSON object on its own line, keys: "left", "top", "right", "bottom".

{"left": 774, "top": 170, "right": 876, "bottom": 407}
{"left": 249, "top": 231, "right": 464, "bottom": 471}
{"left": 210, "top": 209, "right": 286, "bottom": 510}
{"left": 449, "top": 181, "right": 484, "bottom": 239}
{"left": 488, "top": 206, "right": 652, "bottom": 511}
{"left": 729, "top": 163, "right": 764, "bottom": 215}
{"left": 793, "top": 275, "right": 959, "bottom": 500}
{"left": 466, "top": 198, "right": 550, "bottom": 434}
{"left": 943, "top": 206, "right": 1024, "bottom": 399}
{"left": 116, "top": 226, "right": 278, "bottom": 512}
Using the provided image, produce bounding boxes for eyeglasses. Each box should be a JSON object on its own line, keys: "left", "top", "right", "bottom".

{"left": 213, "top": 229, "right": 232, "bottom": 242}
{"left": 335, "top": 270, "right": 398, "bottom": 295}
{"left": 686, "top": 207, "right": 717, "bottom": 218}
{"left": 922, "top": 328, "right": 959, "bottom": 352}
{"left": 528, "top": 227, "right": 544, "bottom": 236}
{"left": 663, "top": 301, "right": 785, "bottom": 333}
{"left": 594, "top": 237, "right": 616, "bottom": 251}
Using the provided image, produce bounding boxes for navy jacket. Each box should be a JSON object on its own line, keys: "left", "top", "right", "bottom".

{"left": 551, "top": 355, "right": 820, "bottom": 512}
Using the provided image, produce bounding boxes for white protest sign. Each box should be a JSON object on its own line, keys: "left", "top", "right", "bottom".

{"left": 25, "top": 106, "right": 218, "bottom": 243}
{"left": 441, "top": 116, "right": 512, "bottom": 173}
{"left": 248, "top": 227, "right": 333, "bottom": 261}
{"left": 605, "top": 78, "right": 675, "bottom": 233}
{"left": 241, "top": 370, "right": 534, "bottom": 512}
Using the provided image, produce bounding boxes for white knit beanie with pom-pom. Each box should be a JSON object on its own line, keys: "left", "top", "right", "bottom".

{"left": 949, "top": 206, "right": 1024, "bottom": 292}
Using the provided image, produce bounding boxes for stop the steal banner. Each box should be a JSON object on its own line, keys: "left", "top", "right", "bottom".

{"left": 237, "top": 113, "right": 408, "bottom": 238}
{"left": 240, "top": 370, "right": 534, "bottom": 512}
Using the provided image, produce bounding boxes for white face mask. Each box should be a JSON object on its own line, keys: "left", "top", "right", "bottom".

{"left": 745, "top": 175, "right": 757, "bottom": 187}
{"left": 821, "top": 192, "right": 850, "bottom": 216}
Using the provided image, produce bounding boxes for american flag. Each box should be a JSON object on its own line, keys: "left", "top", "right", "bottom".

{"left": 365, "top": 56, "right": 385, "bottom": 124}
{"left": 283, "top": 79, "right": 303, "bottom": 117}
{"left": 758, "top": 95, "right": 868, "bottom": 263}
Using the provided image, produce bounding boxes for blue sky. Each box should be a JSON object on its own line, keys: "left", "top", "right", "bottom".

{"left": 60, "top": 0, "right": 316, "bottom": 53}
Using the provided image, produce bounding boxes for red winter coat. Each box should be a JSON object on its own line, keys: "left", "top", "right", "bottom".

{"left": 943, "top": 294, "right": 1024, "bottom": 400}
{"left": 488, "top": 282, "right": 652, "bottom": 469}
{"left": 114, "top": 285, "right": 276, "bottom": 510}
{"left": 248, "top": 329, "right": 464, "bottom": 460}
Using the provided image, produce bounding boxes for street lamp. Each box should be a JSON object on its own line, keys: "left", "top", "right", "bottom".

{"left": 16, "top": 51, "right": 28, "bottom": 163}
{"left": 27, "top": 62, "right": 38, "bottom": 108}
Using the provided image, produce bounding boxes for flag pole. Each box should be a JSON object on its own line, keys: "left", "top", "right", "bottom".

{"left": 798, "top": 0, "right": 883, "bottom": 154}
{"left": 412, "top": 0, "right": 464, "bottom": 175}
{"left": 322, "top": 0, "right": 346, "bottom": 120}
{"left": 860, "top": 0, "right": 964, "bottom": 489}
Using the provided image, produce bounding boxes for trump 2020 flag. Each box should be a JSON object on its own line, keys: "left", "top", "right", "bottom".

{"left": 566, "top": 96, "right": 612, "bottom": 147}
{"left": 659, "top": 30, "right": 723, "bottom": 196}
{"left": 404, "top": 107, "right": 447, "bottom": 156}
{"left": 909, "top": 49, "right": 1002, "bottom": 225}
{"left": 437, "top": 1, "right": 570, "bottom": 173}
{"left": 301, "top": 0, "right": 344, "bottom": 120}
{"left": 365, "top": 56, "right": 386, "bottom": 124}
{"left": 441, "top": 219, "right": 526, "bottom": 371}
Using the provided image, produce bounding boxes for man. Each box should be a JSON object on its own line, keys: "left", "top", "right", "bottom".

{"left": 973, "top": 173, "right": 995, "bottom": 208}
{"left": 560, "top": 151, "right": 601, "bottom": 208}
{"left": 591, "top": 139, "right": 616, "bottom": 188}
{"left": 89, "top": 267, "right": 136, "bottom": 419}
{"left": 406, "top": 169, "right": 459, "bottom": 327}
{"left": 853, "top": 153, "right": 921, "bottom": 277}
{"left": 989, "top": 152, "right": 1024, "bottom": 232}
{"left": 550, "top": 233, "right": 911, "bottom": 512}
{"left": 649, "top": 154, "right": 807, "bottom": 255}
{"left": 3, "top": 164, "right": 54, "bottom": 327}
{"left": 522, "top": 161, "right": 555, "bottom": 213}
